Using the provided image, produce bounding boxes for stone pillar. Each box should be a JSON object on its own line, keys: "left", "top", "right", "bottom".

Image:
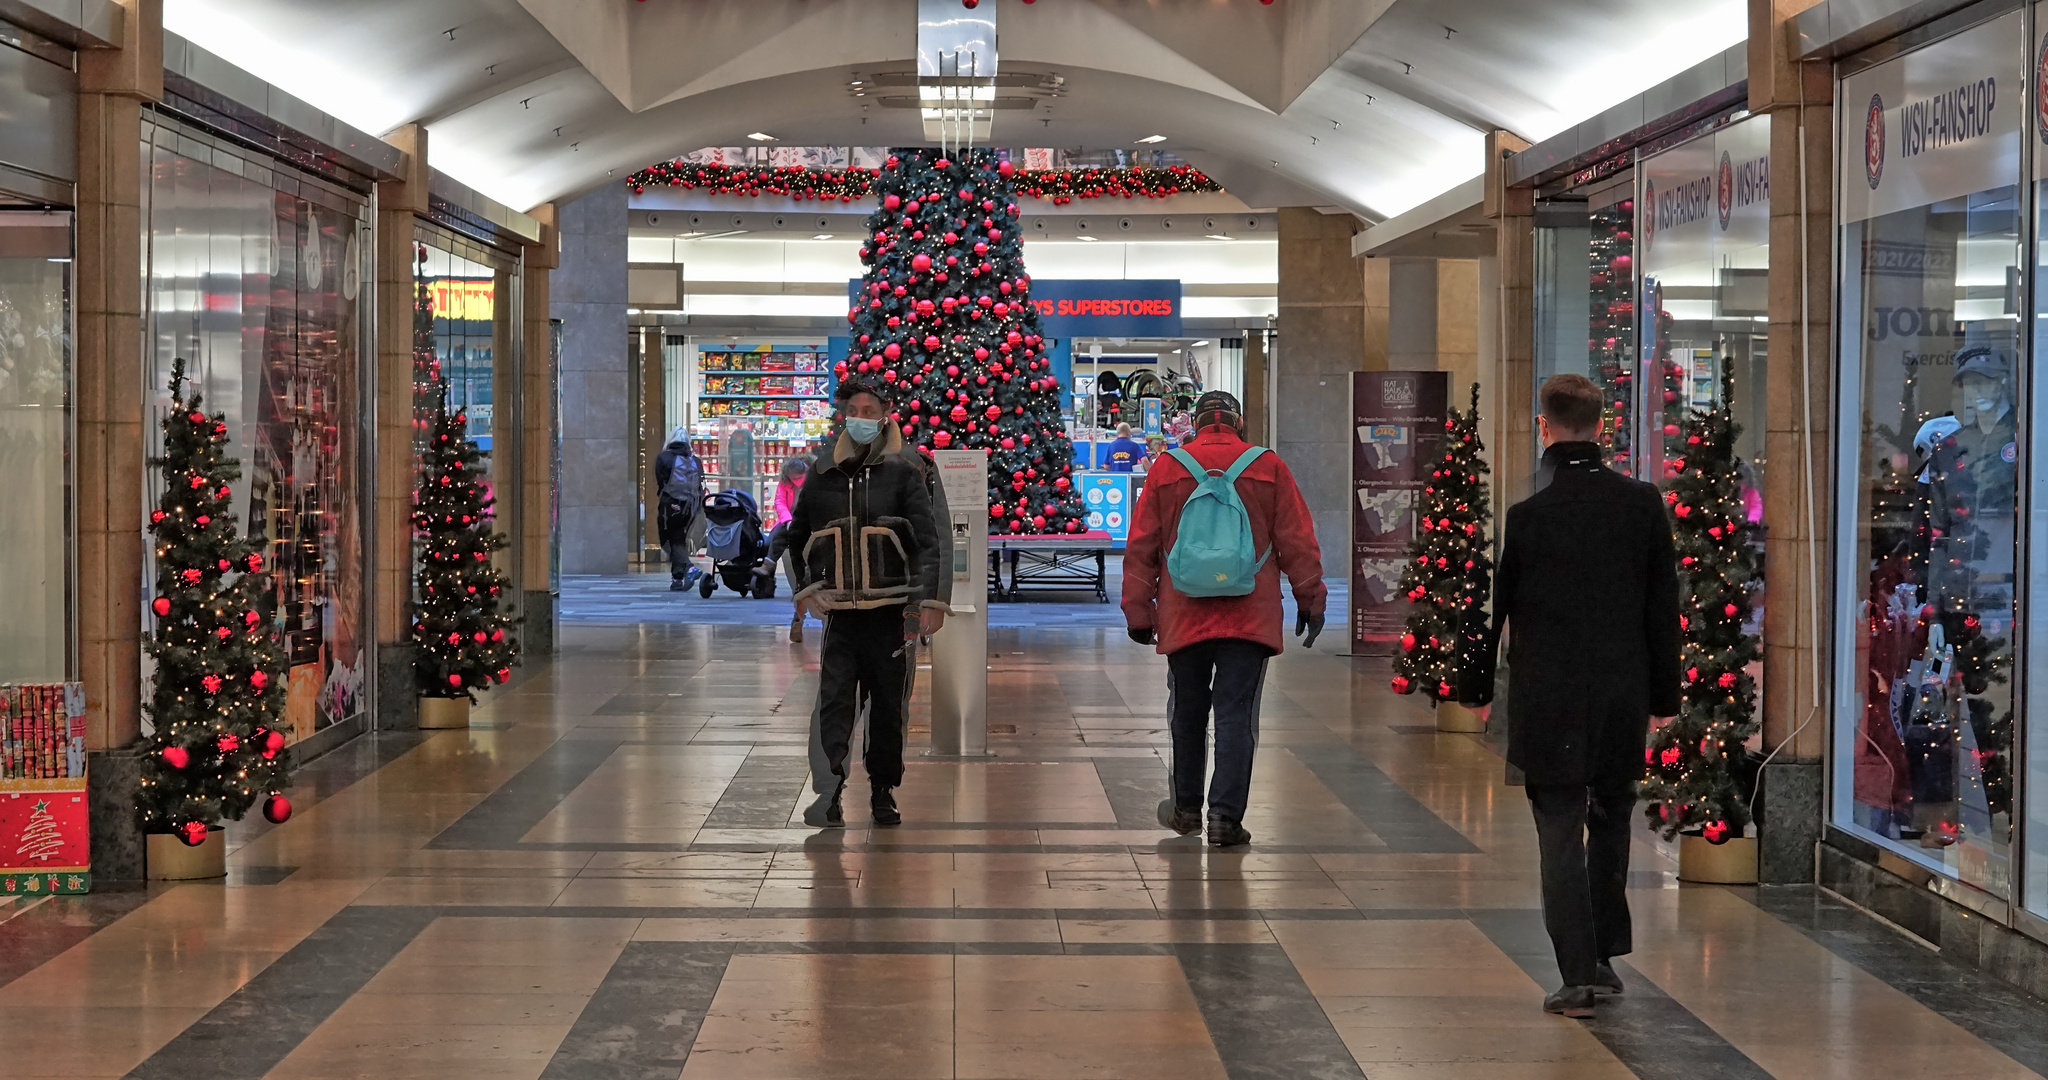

{"left": 373, "top": 124, "right": 428, "bottom": 730}
{"left": 1242, "top": 330, "right": 1269, "bottom": 446}
{"left": 1385, "top": 257, "right": 1437, "bottom": 371}
{"left": 1436, "top": 260, "right": 1482, "bottom": 402}
{"left": 76, "top": 0, "right": 161, "bottom": 882}
{"left": 522, "top": 204, "right": 559, "bottom": 655}
{"left": 639, "top": 325, "right": 665, "bottom": 563}
{"left": 1484, "top": 130, "right": 1535, "bottom": 505}
{"left": 1275, "top": 207, "right": 1369, "bottom": 563}
{"left": 1752, "top": 0, "right": 1833, "bottom": 882}
{"left": 552, "top": 187, "right": 631, "bottom": 575}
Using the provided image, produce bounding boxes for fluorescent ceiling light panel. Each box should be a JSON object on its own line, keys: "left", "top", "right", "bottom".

{"left": 1205, "top": 235, "right": 1234, "bottom": 241}
{"left": 747, "top": 132, "right": 778, "bottom": 141}
{"left": 1076, "top": 235, "right": 1097, "bottom": 241}
{"left": 812, "top": 234, "right": 835, "bottom": 240}
{"left": 1135, "top": 135, "right": 1167, "bottom": 144}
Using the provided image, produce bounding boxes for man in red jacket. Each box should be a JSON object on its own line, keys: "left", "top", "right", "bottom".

{"left": 1123, "top": 391, "right": 1326, "bottom": 847}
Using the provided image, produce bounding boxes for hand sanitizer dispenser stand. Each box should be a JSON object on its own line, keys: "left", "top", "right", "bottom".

{"left": 928, "top": 450, "right": 990, "bottom": 757}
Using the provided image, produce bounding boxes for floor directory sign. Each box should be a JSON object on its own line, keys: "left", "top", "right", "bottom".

{"left": 1350, "top": 371, "right": 1448, "bottom": 654}
{"left": 1080, "top": 473, "right": 1132, "bottom": 542}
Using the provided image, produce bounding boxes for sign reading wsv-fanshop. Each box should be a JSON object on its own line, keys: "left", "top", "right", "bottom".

{"left": 1895, "top": 77, "right": 1998, "bottom": 159}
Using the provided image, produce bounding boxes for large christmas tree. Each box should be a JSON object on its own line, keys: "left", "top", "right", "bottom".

{"left": 1391, "top": 383, "right": 1493, "bottom": 701}
{"left": 140, "top": 359, "right": 294, "bottom": 846}
{"left": 843, "top": 148, "right": 1086, "bottom": 532}
{"left": 412, "top": 385, "right": 519, "bottom": 700}
{"left": 1641, "top": 362, "right": 1761, "bottom": 843}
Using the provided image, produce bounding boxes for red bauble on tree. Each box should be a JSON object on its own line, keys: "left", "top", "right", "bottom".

{"left": 411, "top": 378, "right": 521, "bottom": 702}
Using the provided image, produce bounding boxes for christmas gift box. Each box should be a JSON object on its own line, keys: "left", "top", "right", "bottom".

{"left": 0, "top": 779, "right": 90, "bottom": 894}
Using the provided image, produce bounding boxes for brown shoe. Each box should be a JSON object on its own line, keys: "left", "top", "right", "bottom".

{"left": 789, "top": 615, "right": 804, "bottom": 644}
{"left": 1543, "top": 985, "right": 1596, "bottom": 1018}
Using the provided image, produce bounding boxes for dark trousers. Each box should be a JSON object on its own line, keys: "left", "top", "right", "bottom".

{"left": 1526, "top": 781, "right": 1636, "bottom": 986}
{"left": 1166, "top": 638, "right": 1270, "bottom": 824}
{"left": 661, "top": 502, "right": 696, "bottom": 580}
{"left": 809, "top": 606, "right": 912, "bottom": 794}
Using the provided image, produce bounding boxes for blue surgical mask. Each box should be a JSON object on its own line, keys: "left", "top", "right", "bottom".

{"left": 845, "top": 417, "right": 882, "bottom": 445}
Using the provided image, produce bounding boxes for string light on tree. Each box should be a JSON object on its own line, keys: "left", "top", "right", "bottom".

{"left": 846, "top": 147, "right": 1085, "bottom": 533}
{"left": 412, "top": 383, "right": 521, "bottom": 700}
{"left": 1640, "top": 360, "right": 1760, "bottom": 844}
{"left": 138, "top": 358, "right": 293, "bottom": 846}
{"left": 1391, "top": 383, "right": 1493, "bottom": 702}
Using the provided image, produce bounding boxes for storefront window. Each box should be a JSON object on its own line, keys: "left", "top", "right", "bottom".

{"left": 0, "top": 211, "right": 71, "bottom": 682}
{"left": 144, "top": 118, "right": 372, "bottom": 740}
{"left": 2025, "top": 5, "right": 2048, "bottom": 926}
{"left": 1534, "top": 176, "right": 1635, "bottom": 470}
{"left": 1834, "top": 13, "right": 2022, "bottom": 899}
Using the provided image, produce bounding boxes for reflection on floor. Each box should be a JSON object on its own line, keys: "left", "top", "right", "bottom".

{"left": 2, "top": 620, "right": 2045, "bottom": 1079}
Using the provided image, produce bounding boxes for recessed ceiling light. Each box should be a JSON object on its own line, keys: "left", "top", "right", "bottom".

{"left": 747, "top": 132, "right": 778, "bottom": 141}
{"left": 1205, "top": 234, "right": 1234, "bottom": 241}
{"left": 1076, "top": 235, "right": 1098, "bottom": 241}
{"left": 1190, "top": 340, "right": 1210, "bottom": 347}
{"left": 812, "top": 234, "right": 834, "bottom": 240}
{"left": 1135, "top": 135, "right": 1167, "bottom": 144}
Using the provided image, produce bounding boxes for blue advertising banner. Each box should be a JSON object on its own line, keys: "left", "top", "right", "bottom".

{"left": 1079, "top": 473, "right": 1133, "bottom": 542}
{"left": 848, "top": 279, "right": 1183, "bottom": 338}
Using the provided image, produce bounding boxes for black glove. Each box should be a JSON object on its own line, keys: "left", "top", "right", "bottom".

{"left": 1127, "top": 626, "right": 1156, "bottom": 646}
{"left": 1295, "top": 610, "right": 1324, "bottom": 649}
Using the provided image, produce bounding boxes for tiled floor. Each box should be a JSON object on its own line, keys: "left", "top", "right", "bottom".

{"left": 3, "top": 614, "right": 2045, "bottom": 1079}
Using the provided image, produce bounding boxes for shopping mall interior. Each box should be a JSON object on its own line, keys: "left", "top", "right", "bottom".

{"left": 3, "top": 0, "right": 2048, "bottom": 1077}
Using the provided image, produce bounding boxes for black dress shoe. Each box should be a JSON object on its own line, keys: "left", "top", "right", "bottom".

{"left": 1205, "top": 814, "right": 1251, "bottom": 847}
{"left": 669, "top": 578, "right": 688, "bottom": 592}
{"left": 1592, "top": 960, "right": 1624, "bottom": 996}
{"left": 1157, "top": 798, "right": 1202, "bottom": 836}
{"left": 871, "top": 786, "right": 901, "bottom": 827}
{"left": 1543, "top": 985, "right": 1596, "bottom": 1018}
{"left": 803, "top": 786, "right": 844, "bottom": 828}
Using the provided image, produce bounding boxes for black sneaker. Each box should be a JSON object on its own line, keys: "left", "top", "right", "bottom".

{"left": 871, "top": 786, "right": 901, "bottom": 827}
{"left": 670, "top": 578, "right": 689, "bottom": 592}
{"left": 802, "top": 785, "right": 844, "bottom": 828}
{"left": 1543, "top": 985, "right": 1596, "bottom": 1018}
{"left": 1205, "top": 814, "right": 1251, "bottom": 847}
{"left": 1157, "top": 798, "right": 1201, "bottom": 836}
{"left": 1593, "top": 960, "right": 1624, "bottom": 996}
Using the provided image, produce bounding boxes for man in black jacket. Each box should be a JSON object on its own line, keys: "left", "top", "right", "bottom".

{"left": 1465, "top": 373, "right": 1680, "bottom": 1018}
{"left": 652, "top": 427, "right": 705, "bottom": 591}
{"left": 785, "top": 379, "right": 943, "bottom": 829}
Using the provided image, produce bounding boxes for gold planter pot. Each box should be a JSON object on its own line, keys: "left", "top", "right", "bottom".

{"left": 1678, "top": 833, "right": 1758, "bottom": 884}
{"left": 418, "top": 696, "right": 472, "bottom": 730}
{"left": 146, "top": 829, "right": 225, "bottom": 881}
{"left": 1434, "top": 702, "right": 1487, "bottom": 733}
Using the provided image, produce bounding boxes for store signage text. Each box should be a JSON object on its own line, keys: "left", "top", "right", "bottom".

{"left": 1866, "top": 306, "right": 1960, "bottom": 342}
{"left": 1027, "top": 297, "right": 1176, "bottom": 318}
{"left": 1652, "top": 175, "right": 1714, "bottom": 233}
{"left": 429, "top": 279, "right": 496, "bottom": 322}
{"left": 846, "top": 277, "right": 1182, "bottom": 336}
{"left": 1718, "top": 150, "right": 1768, "bottom": 229}
{"left": 1896, "top": 77, "right": 1998, "bottom": 160}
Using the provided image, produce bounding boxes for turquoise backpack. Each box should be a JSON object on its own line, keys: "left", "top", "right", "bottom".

{"left": 1164, "top": 446, "right": 1270, "bottom": 597}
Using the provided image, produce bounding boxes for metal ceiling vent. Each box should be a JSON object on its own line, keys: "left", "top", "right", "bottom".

{"left": 917, "top": 0, "right": 996, "bottom": 149}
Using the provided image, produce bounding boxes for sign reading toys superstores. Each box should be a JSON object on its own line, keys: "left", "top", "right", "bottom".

{"left": 1840, "top": 10, "right": 2023, "bottom": 225}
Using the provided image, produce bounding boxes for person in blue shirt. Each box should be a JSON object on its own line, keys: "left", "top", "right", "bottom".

{"left": 1103, "top": 423, "right": 1145, "bottom": 472}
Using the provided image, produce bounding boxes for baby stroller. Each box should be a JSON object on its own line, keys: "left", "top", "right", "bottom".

{"left": 698, "top": 488, "right": 777, "bottom": 598}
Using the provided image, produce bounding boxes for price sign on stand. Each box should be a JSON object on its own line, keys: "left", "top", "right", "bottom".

{"left": 1080, "top": 474, "right": 1131, "bottom": 543}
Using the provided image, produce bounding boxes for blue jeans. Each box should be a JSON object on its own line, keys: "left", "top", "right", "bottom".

{"left": 1166, "top": 638, "right": 1271, "bottom": 824}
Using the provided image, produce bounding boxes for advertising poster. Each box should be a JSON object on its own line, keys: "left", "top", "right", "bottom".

{"left": 1350, "top": 371, "right": 1448, "bottom": 654}
{"left": 1080, "top": 474, "right": 1132, "bottom": 542}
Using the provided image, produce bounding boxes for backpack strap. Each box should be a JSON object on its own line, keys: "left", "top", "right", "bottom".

{"left": 1165, "top": 447, "right": 1208, "bottom": 477}
{"left": 1221, "top": 446, "right": 1269, "bottom": 483}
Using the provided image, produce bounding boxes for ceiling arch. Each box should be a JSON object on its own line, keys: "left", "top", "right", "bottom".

{"left": 164, "top": 0, "right": 1745, "bottom": 219}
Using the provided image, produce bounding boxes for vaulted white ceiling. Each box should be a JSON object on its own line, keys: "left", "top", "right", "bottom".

{"left": 165, "top": 0, "right": 1745, "bottom": 219}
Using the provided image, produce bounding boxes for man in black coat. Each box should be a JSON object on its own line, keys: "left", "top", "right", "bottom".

{"left": 1464, "top": 373, "right": 1680, "bottom": 1018}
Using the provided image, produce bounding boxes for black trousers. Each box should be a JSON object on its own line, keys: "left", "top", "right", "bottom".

{"left": 1526, "top": 781, "right": 1636, "bottom": 987}
{"left": 661, "top": 501, "right": 696, "bottom": 580}
{"left": 1166, "top": 638, "right": 1270, "bottom": 824}
{"left": 809, "top": 606, "right": 913, "bottom": 794}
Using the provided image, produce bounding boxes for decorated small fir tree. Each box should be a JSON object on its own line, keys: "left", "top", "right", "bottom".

{"left": 844, "top": 148, "right": 1087, "bottom": 533}
{"left": 1641, "top": 362, "right": 1761, "bottom": 843}
{"left": 140, "top": 359, "right": 293, "bottom": 846}
{"left": 412, "top": 385, "right": 519, "bottom": 700}
{"left": 1392, "top": 383, "right": 1493, "bottom": 702}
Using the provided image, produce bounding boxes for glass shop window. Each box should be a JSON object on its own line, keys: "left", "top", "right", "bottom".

{"left": 0, "top": 211, "right": 72, "bottom": 683}
{"left": 1534, "top": 173, "right": 1636, "bottom": 472}
{"left": 1835, "top": 11, "right": 2022, "bottom": 900}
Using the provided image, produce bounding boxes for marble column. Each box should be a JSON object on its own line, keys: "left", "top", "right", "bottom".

{"left": 1753, "top": 0, "right": 1834, "bottom": 883}
{"left": 372, "top": 124, "right": 428, "bottom": 729}
{"left": 1484, "top": 130, "right": 1535, "bottom": 505}
{"left": 1275, "top": 207, "right": 1372, "bottom": 565}
{"left": 552, "top": 187, "right": 632, "bottom": 575}
{"left": 522, "top": 204, "right": 559, "bottom": 655}
{"left": 77, "top": 0, "right": 161, "bottom": 882}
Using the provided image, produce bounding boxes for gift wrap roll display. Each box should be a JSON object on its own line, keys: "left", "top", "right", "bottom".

{"left": 0, "top": 683, "right": 90, "bottom": 895}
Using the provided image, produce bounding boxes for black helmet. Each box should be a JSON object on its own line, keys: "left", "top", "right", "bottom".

{"left": 1194, "top": 390, "right": 1242, "bottom": 423}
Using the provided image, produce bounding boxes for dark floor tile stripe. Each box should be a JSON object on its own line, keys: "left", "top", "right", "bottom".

{"left": 1174, "top": 942, "right": 1366, "bottom": 1079}
{"left": 538, "top": 941, "right": 734, "bottom": 1080}
{"left": 0, "top": 886, "right": 156, "bottom": 989}
{"left": 1287, "top": 747, "right": 1481, "bottom": 853}
{"left": 123, "top": 905, "right": 438, "bottom": 1080}
{"left": 428, "top": 736, "right": 623, "bottom": 849}
{"left": 1057, "top": 667, "right": 1128, "bottom": 709}
{"left": 1746, "top": 885, "right": 2048, "bottom": 1073}
{"left": 1466, "top": 908, "right": 1774, "bottom": 1080}
{"left": 700, "top": 752, "right": 811, "bottom": 829}
{"left": 1093, "top": 756, "right": 1172, "bottom": 830}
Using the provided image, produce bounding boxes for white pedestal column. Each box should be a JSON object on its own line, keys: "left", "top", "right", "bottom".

{"left": 928, "top": 451, "right": 991, "bottom": 758}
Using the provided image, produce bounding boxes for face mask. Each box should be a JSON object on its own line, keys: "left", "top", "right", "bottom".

{"left": 845, "top": 417, "right": 882, "bottom": 445}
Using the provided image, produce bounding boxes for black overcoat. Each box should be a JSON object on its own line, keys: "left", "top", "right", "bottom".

{"left": 1463, "top": 442, "right": 1682, "bottom": 786}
